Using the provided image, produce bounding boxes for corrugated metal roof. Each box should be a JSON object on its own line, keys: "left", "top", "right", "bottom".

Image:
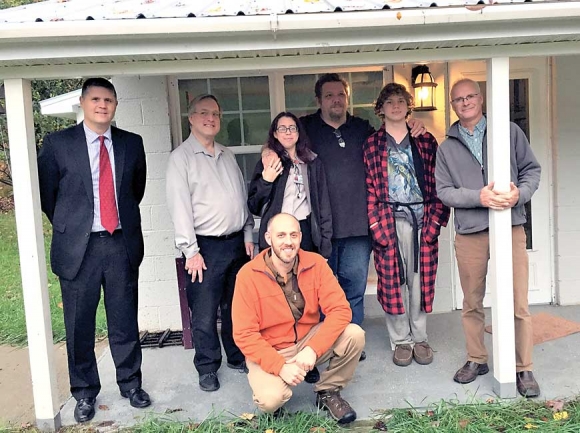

{"left": 0, "top": 0, "right": 554, "bottom": 23}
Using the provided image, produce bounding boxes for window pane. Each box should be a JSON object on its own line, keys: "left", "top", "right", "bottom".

{"left": 215, "top": 114, "right": 241, "bottom": 146}
{"left": 181, "top": 115, "right": 190, "bottom": 142}
{"left": 353, "top": 106, "right": 381, "bottom": 130}
{"left": 179, "top": 79, "right": 208, "bottom": 115}
{"left": 242, "top": 112, "right": 272, "bottom": 146}
{"left": 351, "top": 71, "right": 383, "bottom": 105}
{"left": 241, "top": 76, "right": 270, "bottom": 111}
{"left": 285, "top": 74, "right": 318, "bottom": 111}
{"left": 236, "top": 153, "right": 261, "bottom": 190}
{"left": 210, "top": 78, "right": 239, "bottom": 112}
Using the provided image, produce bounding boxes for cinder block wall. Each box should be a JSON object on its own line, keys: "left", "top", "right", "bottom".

{"left": 112, "top": 76, "right": 181, "bottom": 330}
{"left": 554, "top": 55, "right": 580, "bottom": 305}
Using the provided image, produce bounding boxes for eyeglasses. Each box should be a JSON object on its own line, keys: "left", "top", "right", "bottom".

{"left": 451, "top": 93, "right": 480, "bottom": 105}
{"left": 276, "top": 125, "right": 298, "bottom": 134}
{"left": 192, "top": 110, "right": 221, "bottom": 119}
{"left": 333, "top": 129, "right": 346, "bottom": 148}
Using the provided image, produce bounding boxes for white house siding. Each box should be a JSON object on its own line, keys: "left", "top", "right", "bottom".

{"left": 554, "top": 55, "right": 580, "bottom": 305}
{"left": 111, "top": 75, "right": 181, "bottom": 331}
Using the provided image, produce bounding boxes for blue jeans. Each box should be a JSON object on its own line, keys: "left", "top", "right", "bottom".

{"left": 328, "top": 235, "right": 372, "bottom": 326}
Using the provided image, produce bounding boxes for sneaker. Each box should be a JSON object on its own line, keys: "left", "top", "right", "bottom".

{"left": 413, "top": 342, "right": 434, "bottom": 365}
{"left": 305, "top": 366, "right": 320, "bottom": 384}
{"left": 393, "top": 344, "right": 413, "bottom": 366}
{"left": 199, "top": 372, "right": 220, "bottom": 392}
{"left": 227, "top": 360, "right": 249, "bottom": 374}
{"left": 316, "top": 390, "right": 357, "bottom": 424}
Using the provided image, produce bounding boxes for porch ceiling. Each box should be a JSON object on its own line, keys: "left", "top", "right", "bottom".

{"left": 1, "top": 1, "right": 580, "bottom": 78}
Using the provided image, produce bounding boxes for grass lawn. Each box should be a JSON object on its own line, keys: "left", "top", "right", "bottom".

{"left": 0, "top": 210, "right": 106, "bottom": 346}
{"left": 2, "top": 398, "right": 580, "bottom": 432}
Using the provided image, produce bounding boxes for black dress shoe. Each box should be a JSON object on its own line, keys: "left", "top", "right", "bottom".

{"left": 120, "top": 387, "right": 151, "bottom": 408}
{"left": 227, "top": 360, "right": 249, "bottom": 374}
{"left": 453, "top": 361, "right": 489, "bottom": 384}
{"left": 74, "top": 397, "right": 96, "bottom": 423}
{"left": 517, "top": 371, "right": 540, "bottom": 398}
{"left": 199, "top": 372, "right": 220, "bottom": 392}
{"left": 304, "top": 366, "right": 320, "bottom": 384}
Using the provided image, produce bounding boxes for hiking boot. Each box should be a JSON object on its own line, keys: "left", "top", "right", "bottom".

{"left": 413, "top": 342, "right": 434, "bottom": 365}
{"left": 316, "top": 390, "right": 357, "bottom": 424}
{"left": 516, "top": 371, "right": 540, "bottom": 398}
{"left": 393, "top": 344, "right": 413, "bottom": 366}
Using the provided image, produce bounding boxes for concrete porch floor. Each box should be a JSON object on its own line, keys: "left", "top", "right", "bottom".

{"left": 58, "top": 304, "right": 580, "bottom": 428}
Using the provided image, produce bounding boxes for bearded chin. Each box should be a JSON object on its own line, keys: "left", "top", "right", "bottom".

{"left": 329, "top": 110, "right": 343, "bottom": 122}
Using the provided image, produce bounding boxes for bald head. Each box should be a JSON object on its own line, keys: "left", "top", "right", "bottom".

{"left": 267, "top": 213, "right": 300, "bottom": 233}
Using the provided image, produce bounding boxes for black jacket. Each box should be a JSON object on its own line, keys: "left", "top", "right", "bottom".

{"left": 247, "top": 154, "right": 332, "bottom": 258}
{"left": 38, "top": 123, "right": 147, "bottom": 280}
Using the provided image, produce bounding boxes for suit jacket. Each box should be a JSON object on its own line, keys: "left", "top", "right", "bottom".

{"left": 38, "top": 123, "right": 147, "bottom": 281}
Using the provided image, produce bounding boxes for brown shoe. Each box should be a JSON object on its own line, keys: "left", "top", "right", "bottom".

{"left": 413, "top": 342, "right": 434, "bottom": 365}
{"left": 316, "top": 390, "right": 357, "bottom": 424}
{"left": 453, "top": 361, "right": 489, "bottom": 384}
{"left": 517, "top": 371, "right": 540, "bottom": 398}
{"left": 393, "top": 344, "right": 413, "bottom": 366}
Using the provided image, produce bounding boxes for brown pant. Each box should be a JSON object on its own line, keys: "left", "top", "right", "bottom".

{"left": 246, "top": 323, "right": 365, "bottom": 413}
{"left": 455, "top": 225, "right": 533, "bottom": 372}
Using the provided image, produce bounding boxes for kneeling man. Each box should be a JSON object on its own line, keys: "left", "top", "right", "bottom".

{"left": 233, "top": 213, "right": 365, "bottom": 424}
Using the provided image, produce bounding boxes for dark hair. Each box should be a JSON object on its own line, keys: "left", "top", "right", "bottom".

{"left": 374, "top": 82, "right": 414, "bottom": 119}
{"left": 265, "top": 112, "right": 313, "bottom": 166}
{"left": 81, "top": 78, "right": 117, "bottom": 99}
{"left": 188, "top": 94, "right": 221, "bottom": 116}
{"left": 314, "top": 73, "right": 350, "bottom": 100}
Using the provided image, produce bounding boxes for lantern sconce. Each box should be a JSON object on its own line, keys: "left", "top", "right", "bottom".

{"left": 412, "top": 65, "right": 437, "bottom": 111}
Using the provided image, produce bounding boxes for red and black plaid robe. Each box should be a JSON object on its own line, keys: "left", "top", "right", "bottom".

{"left": 363, "top": 126, "right": 450, "bottom": 315}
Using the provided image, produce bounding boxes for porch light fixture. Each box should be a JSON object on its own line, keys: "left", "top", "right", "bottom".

{"left": 412, "top": 65, "right": 437, "bottom": 111}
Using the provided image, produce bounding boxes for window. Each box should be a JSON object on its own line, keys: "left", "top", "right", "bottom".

{"left": 178, "top": 76, "right": 271, "bottom": 182}
{"left": 284, "top": 71, "right": 384, "bottom": 129}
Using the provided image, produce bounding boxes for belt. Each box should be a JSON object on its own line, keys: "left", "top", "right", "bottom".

{"left": 91, "top": 229, "right": 122, "bottom": 238}
{"left": 197, "top": 230, "right": 243, "bottom": 241}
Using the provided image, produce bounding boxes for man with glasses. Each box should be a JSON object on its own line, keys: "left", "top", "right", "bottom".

{"left": 166, "top": 94, "right": 255, "bottom": 392}
{"left": 435, "top": 78, "right": 541, "bottom": 397}
{"left": 299, "top": 74, "right": 425, "bottom": 362}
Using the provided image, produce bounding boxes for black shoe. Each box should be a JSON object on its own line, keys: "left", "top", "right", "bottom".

{"left": 227, "top": 360, "right": 249, "bottom": 374}
{"left": 74, "top": 397, "right": 96, "bottom": 423}
{"left": 453, "top": 361, "right": 489, "bottom": 384}
{"left": 305, "top": 366, "right": 320, "bottom": 384}
{"left": 199, "top": 372, "right": 220, "bottom": 392}
{"left": 359, "top": 350, "right": 367, "bottom": 361}
{"left": 120, "top": 387, "right": 151, "bottom": 408}
{"left": 516, "top": 371, "right": 540, "bottom": 398}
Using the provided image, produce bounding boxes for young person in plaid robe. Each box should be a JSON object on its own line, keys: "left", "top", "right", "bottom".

{"left": 363, "top": 83, "right": 450, "bottom": 367}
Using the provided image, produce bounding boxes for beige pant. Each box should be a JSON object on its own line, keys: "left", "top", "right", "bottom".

{"left": 246, "top": 323, "right": 365, "bottom": 413}
{"left": 455, "top": 225, "right": 533, "bottom": 372}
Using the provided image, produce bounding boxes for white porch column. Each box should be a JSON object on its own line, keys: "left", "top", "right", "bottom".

{"left": 486, "top": 58, "right": 517, "bottom": 398}
{"left": 4, "top": 79, "right": 61, "bottom": 431}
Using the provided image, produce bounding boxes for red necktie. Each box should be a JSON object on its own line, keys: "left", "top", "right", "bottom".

{"left": 99, "top": 136, "right": 119, "bottom": 234}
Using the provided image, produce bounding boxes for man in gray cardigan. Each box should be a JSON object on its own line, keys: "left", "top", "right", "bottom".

{"left": 435, "top": 78, "right": 541, "bottom": 398}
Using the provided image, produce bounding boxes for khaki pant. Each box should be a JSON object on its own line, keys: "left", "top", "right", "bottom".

{"left": 246, "top": 323, "right": 365, "bottom": 413}
{"left": 455, "top": 225, "right": 533, "bottom": 372}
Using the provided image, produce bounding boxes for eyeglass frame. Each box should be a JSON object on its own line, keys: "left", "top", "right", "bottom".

{"left": 333, "top": 129, "right": 346, "bottom": 148}
{"left": 276, "top": 125, "right": 298, "bottom": 134}
{"left": 191, "top": 110, "right": 222, "bottom": 119}
{"left": 450, "top": 93, "right": 480, "bottom": 105}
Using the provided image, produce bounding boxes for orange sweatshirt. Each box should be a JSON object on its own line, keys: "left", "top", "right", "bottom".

{"left": 232, "top": 249, "right": 352, "bottom": 376}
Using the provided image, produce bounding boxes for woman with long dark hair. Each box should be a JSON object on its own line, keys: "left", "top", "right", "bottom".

{"left": 248, "top": 112, "right": 332, "bottom": 257}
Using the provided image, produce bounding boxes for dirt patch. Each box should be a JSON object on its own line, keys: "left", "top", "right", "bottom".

{"left": 0, "top": 340, "right": 108, "bottom": 428}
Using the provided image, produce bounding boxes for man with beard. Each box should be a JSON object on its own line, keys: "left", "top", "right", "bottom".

{"left": 232, "top": 213, "right": 365, "bottom": 424}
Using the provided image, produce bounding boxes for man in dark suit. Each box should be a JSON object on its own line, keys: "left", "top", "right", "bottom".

{"left": 37, "top": 78, "right": 151, "bottom": 423}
